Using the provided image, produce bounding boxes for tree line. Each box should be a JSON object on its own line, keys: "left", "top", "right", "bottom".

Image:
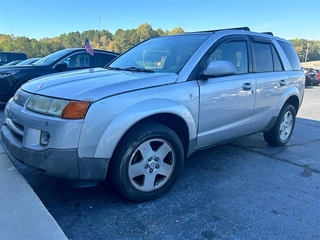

{"left": 0, "top": 23, "right": 319, "bottom": 62}
{"left": 0, "top": 23, "right": 184, "bottom": 58}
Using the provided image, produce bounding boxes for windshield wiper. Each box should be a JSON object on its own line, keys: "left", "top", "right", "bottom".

{"left": 123, "top": 67, "right": 155, "bottom": 73}
{"left": 105, "top": 66, "right": 123, "bottom": 70}
{"left": 106, "top": 66, "right": 155, "bottom": 73}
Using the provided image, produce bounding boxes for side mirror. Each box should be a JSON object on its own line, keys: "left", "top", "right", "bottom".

{"left": 204, "top": 60, "right": 236, "bottom": 78}
{"left": 54, "top": 62, "right": 68, "bottom": 71}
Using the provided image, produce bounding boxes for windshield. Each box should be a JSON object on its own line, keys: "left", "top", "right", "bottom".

{"left": 33, "top": 49, "right": 72, "bottom": 66}
{"left": 108, "top": 34, "right": 210, "bottom": 74}
{"left": 16, "top": 58, "right": 40, "bottom": 65}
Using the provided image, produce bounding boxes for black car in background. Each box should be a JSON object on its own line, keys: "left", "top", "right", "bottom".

{"left": 315, "top": 69, "right": 320, "bottom": 85}
{"left": 304, "top": 68, "right": 318, "bottom": 86}
{"left": 0, "top": 48, "right": 119, "bottom": 102}
{"left": 15, "top": 58, "right": 41, "bottom": 66}
{"left": 0, "top": 52, "right": 27, "bottom": 66}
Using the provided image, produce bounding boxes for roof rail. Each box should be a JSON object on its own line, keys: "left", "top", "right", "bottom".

{"left": 191, "top": 27, "right": 250, "bottom": 33}
{"left": 261, "top": 32, "right": 274, "bottom": 36}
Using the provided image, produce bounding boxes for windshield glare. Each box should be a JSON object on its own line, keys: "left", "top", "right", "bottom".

{"left": 109, "top": 34, "right": 210, "bottom": 73}
{"left": 33, "top": 49, "right": 71, "bottom": 66}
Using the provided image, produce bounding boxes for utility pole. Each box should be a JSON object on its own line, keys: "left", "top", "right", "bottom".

{"left": 304, "top": 41, "right": 309, "bottom": 63}
{"left": 98, "top": 15, "right": 101, "bottom": 44}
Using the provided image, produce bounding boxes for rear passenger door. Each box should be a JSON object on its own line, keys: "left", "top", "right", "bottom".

{"left": 197, "top": 36, "right": 256, "bottom": 146}
{"left": 249, "top": 37, "right": 288, "bottom": 131}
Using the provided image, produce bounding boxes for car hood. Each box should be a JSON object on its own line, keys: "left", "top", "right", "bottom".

{"left": 21, "top": 68, "right": 178, "bottom": 101}
{"left": 0, "top": 65, "right": 40, "bottom": 71}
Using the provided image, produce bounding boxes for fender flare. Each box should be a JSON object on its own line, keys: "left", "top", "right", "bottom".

{"left": 94, "top": 98, "right": 197, "bottom": 159}
{"left": 274, "top": 85, "right": 300, "bottom": 117}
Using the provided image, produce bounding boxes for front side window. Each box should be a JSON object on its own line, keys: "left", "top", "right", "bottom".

{"left": 203, "top": 40, "right": 248, "bottom": 74}
{"left": 62, "top": 53, "right": 91, "bottom": 68}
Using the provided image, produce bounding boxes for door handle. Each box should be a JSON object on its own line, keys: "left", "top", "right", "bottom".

{"left": 242, "top": 82, "right": 252, "bottom": 91}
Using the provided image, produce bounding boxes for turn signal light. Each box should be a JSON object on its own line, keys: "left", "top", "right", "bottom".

{"left": 61, "top": 101, "right": 89, "bottom": 119}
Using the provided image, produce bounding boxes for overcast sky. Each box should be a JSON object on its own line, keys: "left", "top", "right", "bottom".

{"left": 1, "top": 0, "right": 319, "bottom": 40}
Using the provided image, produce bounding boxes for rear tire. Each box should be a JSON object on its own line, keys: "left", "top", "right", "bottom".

{"left": 263, "top": 103, "right": 296, "bottom": 146}
{"left": 110, "top": 122, "right": 184, "bottom": 202}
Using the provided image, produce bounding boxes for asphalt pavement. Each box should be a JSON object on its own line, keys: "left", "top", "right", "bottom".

{"left": 0, "top": 145, "right": 67, "bottom": 240}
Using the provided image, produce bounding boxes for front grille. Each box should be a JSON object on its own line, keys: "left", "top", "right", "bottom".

{"left": 10, "top": 126, "right": 23, "bottom": 142}
{"left": 13, "top": 89, "right": 32, "bottom": 107}
{"left": 11, "top": 120, "right": 24, "bottom": 134}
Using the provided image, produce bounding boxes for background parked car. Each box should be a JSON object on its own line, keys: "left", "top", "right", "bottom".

{"left": 15, "top": 57, "right": 41, "bottom": 66}
{"left": 0, "top": 52, "right": 27, "bottom": 66}
{"left": 0, "top": 48, "right": 119, "bottom": 102}
{"left": 314, "top": 69, "right": 320, "bottom": 85}
{"left": 0, "top": 60, "right": 23, "bottom": 67}
{"left": 304, "top": 68, "right": 318, "bottom": 86}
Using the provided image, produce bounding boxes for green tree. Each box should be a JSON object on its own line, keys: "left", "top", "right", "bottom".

{"left": 63, "top": 31, "right": 82, "bottom": 48}
{"left": 107, "top": 40, "right": 121, "bottom": 53}
{"left": 114, "top": 29, "right": 136, "bottom": 52}
{"left": 99, "top": 36, "right": 112, "bottom": 48}
{"left": 170, "top": 27, "right": 185, "bottom": 35}
{"left": 81, "top": 30, "right": 96, "bottom": 43}
{"left": 136, "top": 23, "right": 158, "bottom": 41}
{"left": 128, "top": 29, "right": 140, "bottom": 49}
{"left": 155, "top": 28, "right": 166, "bottom": 36}
{"left": 0, "top": 34, "right": 15, "bottom": 51}
{"left": 290, "top": 38, "right": 320, "bottom": 62}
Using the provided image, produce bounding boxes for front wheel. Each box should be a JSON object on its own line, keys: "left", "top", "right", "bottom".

{"left": 263, "top": 103, "right": 296, "bottom": 146}
{"left": 110, "top": 122, "right": 184, "bottom": 202}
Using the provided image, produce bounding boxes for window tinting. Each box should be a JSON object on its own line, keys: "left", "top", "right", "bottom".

{"left": 94, "top": 53, "right": 117, "bottom": 67}
{"left": 206, "top": 41, "right": 248, "bottom": 74}
{"left": 62, "top": 53, "right": 91, "bottom": 68}
{"left": 271, "top": 45, "right": 283, "bottom": 71}
{"left": 252, "top": 42, "right": 273, "bottom": 72}
{"left": 278, "top": 41, "right": 301, "bottom": 71}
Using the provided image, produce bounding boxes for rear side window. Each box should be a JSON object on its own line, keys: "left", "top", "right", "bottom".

{"left": 272, "top": 46, "right": 283, "bottom": 71}
{"left": 278, "top": 41, "right": 301, "bottom": 71}
{"left": 252, "top": 42, "right": 283, "bottom": 72}
{"left": 252, "top": 42, "right": 272, "bottom": 72}
{"left": 93, "top": 53, "right": 118, "bottom": 67}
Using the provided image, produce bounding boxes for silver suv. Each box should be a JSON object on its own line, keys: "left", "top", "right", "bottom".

{"left": 1, "top": 27, "right": 305, "bottom": 202}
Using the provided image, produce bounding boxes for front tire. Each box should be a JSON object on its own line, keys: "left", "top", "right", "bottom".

{"left": 110, "top": 122, "right": 184, "bottom": 202}
{"left": 263, "top": 103, "right": 296, "bottom": 146}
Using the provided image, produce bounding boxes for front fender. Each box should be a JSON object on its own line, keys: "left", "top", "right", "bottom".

{"left": 93, "top": 98, "right": 197, "bottom": 159}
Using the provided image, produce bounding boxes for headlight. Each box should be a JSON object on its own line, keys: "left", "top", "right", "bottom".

{"left": 26, "top": 95, "right": 89, "bottom": 119}
{"left": 0, "top": 71, "right": 19, "bottom": 79}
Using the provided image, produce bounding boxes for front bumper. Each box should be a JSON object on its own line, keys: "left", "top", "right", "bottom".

{"left": 1, "top": 124, "right": 109, "bottom": 181}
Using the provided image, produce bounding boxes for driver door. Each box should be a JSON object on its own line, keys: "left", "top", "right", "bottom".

{"left": 196, "top": 38, "right": 256, "bottom": 147}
